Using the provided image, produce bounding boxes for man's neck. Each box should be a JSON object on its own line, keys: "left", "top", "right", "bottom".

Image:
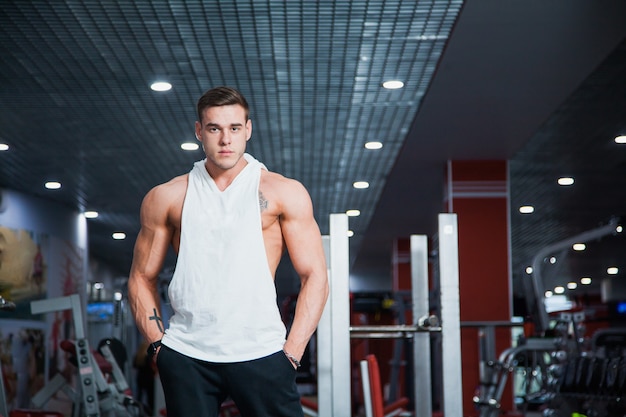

{"left": 205, "top": 158, "right": 249, "bottom": 191}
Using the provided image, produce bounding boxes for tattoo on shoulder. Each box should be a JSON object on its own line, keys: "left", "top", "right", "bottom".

{"left": 259, "top": 191, "right": 269, "bottom": 212}
{"left": 149, "top": 308, "right": 165, "bottom": 334}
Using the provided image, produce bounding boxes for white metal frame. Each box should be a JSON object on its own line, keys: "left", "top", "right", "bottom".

{"left": 317, "top": 213, "right": 463, "bottom": 417}
{"left": 410, "top": 234, "right": 432, "bottom": 417}
{"left": 438, "top": 213, "right": 463, "bottom": 417}
{"left": 317, "top": 213, "right": 351, "bottom": 417}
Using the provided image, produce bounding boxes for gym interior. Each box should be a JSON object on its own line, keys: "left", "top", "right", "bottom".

{"left": 1, "top": 2, "right": 626, "bottom": 417}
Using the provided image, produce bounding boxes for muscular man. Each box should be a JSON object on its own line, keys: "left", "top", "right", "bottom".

{"left": 128, "top": 86, "right": 329, "bottom": 417}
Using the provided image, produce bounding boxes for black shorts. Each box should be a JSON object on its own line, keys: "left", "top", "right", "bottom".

{"left": 156, "top": 345, "right": 303, "bottom": 417}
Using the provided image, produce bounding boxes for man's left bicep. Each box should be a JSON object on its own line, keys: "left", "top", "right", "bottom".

{"left": 281, "top": 209, "right": 324, "bottom": 270}
{"left": 280, "top": 182, "right": 327, "bottom": 274}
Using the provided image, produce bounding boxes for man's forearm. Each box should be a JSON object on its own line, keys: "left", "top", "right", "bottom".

{"left": 283, "top": 272, "right": 329, "bottom": 359}
{"left": 128, "top": 277, "right": 165, "bottom": 343}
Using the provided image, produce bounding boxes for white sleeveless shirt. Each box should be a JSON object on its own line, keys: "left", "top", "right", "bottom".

{"left": 161, "top": 154, "right": 287, "bottom": 362}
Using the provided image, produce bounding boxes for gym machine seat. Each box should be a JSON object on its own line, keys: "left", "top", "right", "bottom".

{"left": 300, "top": 397, "right": 318, "bottom": 416}
{"left": 360, "top": 354, "right": 411, "bottom": 417}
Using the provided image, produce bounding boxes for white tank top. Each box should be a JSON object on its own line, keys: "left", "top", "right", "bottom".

{"left": 162, "top": 154, "right": 286, "bottom": 362}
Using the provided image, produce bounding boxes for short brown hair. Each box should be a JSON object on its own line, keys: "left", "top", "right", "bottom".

{"left": 196, "top": 86, "right": 250, "bottom": 123}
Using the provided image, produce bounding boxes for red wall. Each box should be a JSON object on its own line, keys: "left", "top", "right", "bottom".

{"left": 447, "top": 160, "right": 513, "bottom": 415}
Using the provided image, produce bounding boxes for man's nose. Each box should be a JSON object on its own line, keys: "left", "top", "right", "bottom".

{"left": 220, "top": 131, "right": 232, "bottom": 145}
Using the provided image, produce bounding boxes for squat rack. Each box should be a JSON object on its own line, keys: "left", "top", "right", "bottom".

{"left": 316, "top": 213, "right": 463, "bottom": 417}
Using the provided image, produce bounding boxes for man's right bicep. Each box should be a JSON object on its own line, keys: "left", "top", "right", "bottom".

{"left": 131, "top": 225, "right": 170, "bottom": 280}
{"left": 130, "top": 196, "right": 170, "bottom": 284}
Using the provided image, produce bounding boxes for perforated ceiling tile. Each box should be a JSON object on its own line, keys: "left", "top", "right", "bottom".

{"left": 2, "top": 1, "right": 623, "bottom": 298}
{"left": 510, "top": 40, "right": 626, "bottom": 299}
{"left": 0, "top": 0, "right": 463, "bottom": 274}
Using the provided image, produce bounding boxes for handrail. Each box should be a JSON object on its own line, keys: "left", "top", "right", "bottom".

{"left": 529, "top": 218, "right": 620, "bottom": 334}
{"left": 350, "top": 315, "right": 442, "bottom": 338}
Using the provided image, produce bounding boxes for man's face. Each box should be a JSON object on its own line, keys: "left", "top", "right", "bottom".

{"left": 195, "top": 104, "right": 252, "bottom": 172}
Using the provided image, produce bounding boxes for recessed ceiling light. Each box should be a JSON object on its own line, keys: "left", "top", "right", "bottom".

{"left": 545, "top": 290, "right": 553, "bottom": 298}
{"left": 382, "top": 80, "right": 404, "bottom": 89}
{"left": 557, "top": 177, "right": 574, "bottom": 186}
{"left": 365, "top": 141, "right": 383, "bottom": 150}
{"left": 346, "top": 209, "right": 361, "bottom": 217}
{"left": 519, "top": 205, "right": 534, "bottom": 214}
{"left": 607, "top": 266, "right": 619, "bottom": 275}
{"left": 615, "top": 135, "right": 626, "bottom": 144}
{"left": 151, "top": 81, "right": 172, "bottom": 92}
{"left": 181, "top": 142, "right": 199, "bottom": 151}
{"left": 525, "top": 266, "right": 533, "bottom": 274}
{"left": 616, "top": 225, "right": 623, "bottom": 233}
{"left": 45, "top": 181, "right": 61, "bottom": 190}
{"left": 112, "top": 232, "right": 126, "bottom": 240}
{"left": 554, "top": 286, "right": 565, "bottom": 294}
{"left": 0, "top": 143, "right": 9, "bottom": 151}
{"left": 580, "top": 277, "right": 592, "bottom": 285}
{"left": 347, "top": 230, "right": 354, "bottom": 237}
{"left": 353, "top": 181, "right": 369, "bottom": 189}
{"left": 572, "top": 243, "right": 586, "bottom": 251}
{"left": 567, "top": 282, "right": 577, "bottom": 290}
{"left": 84, "top": 211, "right": 99, "bottom": 219}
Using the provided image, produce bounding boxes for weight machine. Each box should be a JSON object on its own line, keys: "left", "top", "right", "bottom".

{"left": 474, "top": 219, "right": 626, "bottom": 417}
{"left": 29, "top": 294, "right": 143, "bottom": 417}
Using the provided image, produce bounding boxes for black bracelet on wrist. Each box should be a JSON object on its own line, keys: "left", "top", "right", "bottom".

{"left": 146, "top": 340, "right": 162, "bottom": 358}
{"left": 284, "top": 351, "right": 301, "bottom": 368}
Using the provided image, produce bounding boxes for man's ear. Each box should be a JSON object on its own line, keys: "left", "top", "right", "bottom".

{"left": 246, "top": 119, "right": 252, "bottom": 141}
{"left": 195, "top": 121, "right": 202, "bottom": 141}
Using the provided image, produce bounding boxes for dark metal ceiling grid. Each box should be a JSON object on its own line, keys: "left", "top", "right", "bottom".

{"left": 0, "top": 0, "right": 463, "bottom": 273}
{"left": 510, "top": 38, "right": 626, "bottom": 299}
